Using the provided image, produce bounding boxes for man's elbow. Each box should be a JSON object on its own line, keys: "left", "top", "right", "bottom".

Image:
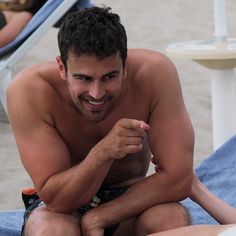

{"left": 38, "top": 187, "right": 89, "bottom": 214}
{"left": 39, "top": 192, "right": 86, "bottom": 214}
{"left": 175, "top": 172, "right": 192, "bottom": 201}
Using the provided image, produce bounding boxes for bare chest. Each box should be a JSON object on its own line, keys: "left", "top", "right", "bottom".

{"left": 54, "top": 110, "right": 151, "bottom": 186}
{"left": 52, "top": 89, "right": 152, "bottom": 185}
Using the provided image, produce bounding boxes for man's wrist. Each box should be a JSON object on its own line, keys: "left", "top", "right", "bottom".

{"left": 82, "top": 208, "right": 107, "bottom": 230}
{"left": 90, "top": 143, "right": 113, "bottom": 165}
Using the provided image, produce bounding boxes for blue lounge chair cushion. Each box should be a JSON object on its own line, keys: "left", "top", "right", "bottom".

{"left": 0, "top": 210, "right": 24, "bottom": 236}
{"left": 182, "top": 134, "right": 236, "bottom": 224}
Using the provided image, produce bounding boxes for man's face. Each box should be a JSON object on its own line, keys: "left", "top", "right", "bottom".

{"left": 60, "top": 52, "right": 126, "bottom": 122}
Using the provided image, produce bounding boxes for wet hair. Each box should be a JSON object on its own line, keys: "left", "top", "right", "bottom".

{"left": 57, "top": 6, "right": 127, "bottom": 71}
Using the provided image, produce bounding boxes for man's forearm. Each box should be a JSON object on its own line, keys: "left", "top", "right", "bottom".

{"left": 84, "top": 170, "right": 191, "bottom": 227}
{"left": 38, "top": 118, "right": 149, "bottom": 213}
{"left": 39, "top": 147, "right": 113, "bottom": 213}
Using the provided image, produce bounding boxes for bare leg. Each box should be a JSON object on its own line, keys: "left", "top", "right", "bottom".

{"left": 135, "top": 202, "right": 190, "bottom": 236}
{"left": 113, "top": 218, "right": 136, "bottom": 236}
{"left": 0, "top": 10, "right": 32, "bottom": 47}
{"left": 113, "top": 203, "right": 190, "bottom": 236}
{"left": 147, "top": 224, "right": 236, "bottom": 236}
{"left": 24, "top": 206, "right": 81, "bottom": 236}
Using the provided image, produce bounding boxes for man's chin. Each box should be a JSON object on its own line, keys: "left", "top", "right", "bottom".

{"left": 84, "top": 111, "right": 108, "bottom": 123}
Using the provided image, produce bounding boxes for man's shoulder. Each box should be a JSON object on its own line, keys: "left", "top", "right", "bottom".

{"left": 127, "top": 49, "right": 175, "bottom": 79}
{"left": 128, "top": 49, "right": 172, "bottom": 66}
{"left": 7, "top": 62, "right": 63, "bottom": 126}
{"left": 126, "top": 49, "right": 180, "bottom": 106}
{"left": 127, "top": 49, "right": 176, "bottom": 83}
{"left": 7, "top": 62, "right": 62, "bottom": 112}
{"left": 8, "top": 62, "right": 60, "bottom": 96}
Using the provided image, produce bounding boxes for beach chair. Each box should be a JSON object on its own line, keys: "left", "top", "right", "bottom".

{"left": 181, "top": 134, "right": 236, "bottom": 224}
{"left": 0, "top": 0, "right": 94, "bottom": 122}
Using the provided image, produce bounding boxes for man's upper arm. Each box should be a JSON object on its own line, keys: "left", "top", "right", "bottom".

{"left": 147, "top": 55, "right": 194, "bottom": 182}
{"left": 7, "top": 66, "right": 71, "bottom": 192}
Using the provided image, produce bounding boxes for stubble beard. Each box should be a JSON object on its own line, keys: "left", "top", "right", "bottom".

{"left": 73, "top": 96, "right": 117, "bottom": 122}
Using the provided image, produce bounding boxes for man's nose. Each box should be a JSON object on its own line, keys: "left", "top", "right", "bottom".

{"left": 89, "top": 82, "right": 105, "bottom": 100}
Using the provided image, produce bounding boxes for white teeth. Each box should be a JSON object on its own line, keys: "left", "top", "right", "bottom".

{"left": 88, "top": 101, "right": 105, "bottom": 106}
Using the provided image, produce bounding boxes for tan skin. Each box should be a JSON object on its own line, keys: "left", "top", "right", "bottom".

{"left": 148, "top": 173, "right": 236, "bottom": 236}
{"left": 7, "top": 49, "right": 194, "bottom": 236}
{"left": 0, "top": 10, "right": 32, "bottom": 48}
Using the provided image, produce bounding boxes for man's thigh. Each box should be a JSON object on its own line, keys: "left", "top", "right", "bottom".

{"left": 113, "top": 217, "right": 136, "bottom": 236}
{"left": 24, "top": 205, "right": 81, "bottom": 236}
{"left": 113, "top": 202, "right": 190, "bottom": 236}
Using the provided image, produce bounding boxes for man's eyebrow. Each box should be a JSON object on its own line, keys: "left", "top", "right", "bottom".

{"left": 72, "top": 70, "right": 120, "bottom": 78}
{"left": 102, "top": 70, "right": 120, "bottom": 77}
{"left": 72, "top": 73, "right": 92, "bottom": 79}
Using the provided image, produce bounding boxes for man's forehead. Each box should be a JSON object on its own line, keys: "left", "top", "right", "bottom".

{"left": 67, "top": 52, "right": 122, "bottom": 68}
{"left": 67, "top": 50, "right": 122, "bottom": 62}
{"left": 66, "top": 52, "right": 123, "bottom": 76}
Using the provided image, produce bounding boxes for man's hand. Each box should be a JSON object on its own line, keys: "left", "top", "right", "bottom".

{"left": 81, "top": 210, "right": 104, "bottom": 236}
{"left": 95, "top": 118, "right": 150, "bottom": 159}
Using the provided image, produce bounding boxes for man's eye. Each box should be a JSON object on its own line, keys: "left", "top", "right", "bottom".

{"left": 103, "top": 75, "right": 116, "bottom": 81}
{"left": 76, "top": 76, "right": 91, "bottom": 81}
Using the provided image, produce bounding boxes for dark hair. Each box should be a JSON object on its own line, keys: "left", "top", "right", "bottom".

{"left": 58, "top": 6, "right": 127, "bottom": 70}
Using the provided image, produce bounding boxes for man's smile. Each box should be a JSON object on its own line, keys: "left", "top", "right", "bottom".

{"left": 82, "top": 97, "right": 109, "bottom": 111}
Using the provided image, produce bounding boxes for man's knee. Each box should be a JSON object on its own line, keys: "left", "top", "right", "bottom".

{"left": 135, "top": 203, "right": 190, "bottom": 235}
{"left": 24, "top": 206, "right": 81, "bottom": 236}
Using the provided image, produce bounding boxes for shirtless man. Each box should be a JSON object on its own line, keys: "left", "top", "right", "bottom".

{"left": 7, "top": 6, "right": 194, "bottom": 236}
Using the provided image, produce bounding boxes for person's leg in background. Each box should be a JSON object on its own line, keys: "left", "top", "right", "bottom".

{"left": 0, "top": 10, "right": 32, "bottom": 48}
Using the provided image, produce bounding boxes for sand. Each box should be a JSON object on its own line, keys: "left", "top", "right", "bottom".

{"left": 0, "top": 0, "right": 236, "bottom": 210}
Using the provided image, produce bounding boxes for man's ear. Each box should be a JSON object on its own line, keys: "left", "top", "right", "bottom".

{"left": 56, "top": 56, "right": 67, "bottom": 80}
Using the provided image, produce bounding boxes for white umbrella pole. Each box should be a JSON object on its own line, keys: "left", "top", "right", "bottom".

{"left": 210, "top": 0, "right": 236, "bottom": 150}
{"left": 214, "top": 0, "right": 227, "bottom": 42}
{"left": 167, "top": 0, "right": 236, "bottom": 150}
{"left": 211, "top": 69, "right": 236, "bottom": 150}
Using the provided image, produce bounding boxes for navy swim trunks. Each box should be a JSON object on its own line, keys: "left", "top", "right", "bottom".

{"left": 21, "top": 186, "right": 128, "bottom": 236}
{"left": 0, "top": 10, "right": 7, "bottom": 29}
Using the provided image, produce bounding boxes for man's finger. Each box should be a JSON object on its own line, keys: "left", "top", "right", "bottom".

{"left": 124, "top": 129, "right": 146, "bottom": 138}
{"left": 139, "top": 121, "right": 150, "bottom": 131}
{"left": 120, "top": 118, "right": 150, "bottom": 131}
